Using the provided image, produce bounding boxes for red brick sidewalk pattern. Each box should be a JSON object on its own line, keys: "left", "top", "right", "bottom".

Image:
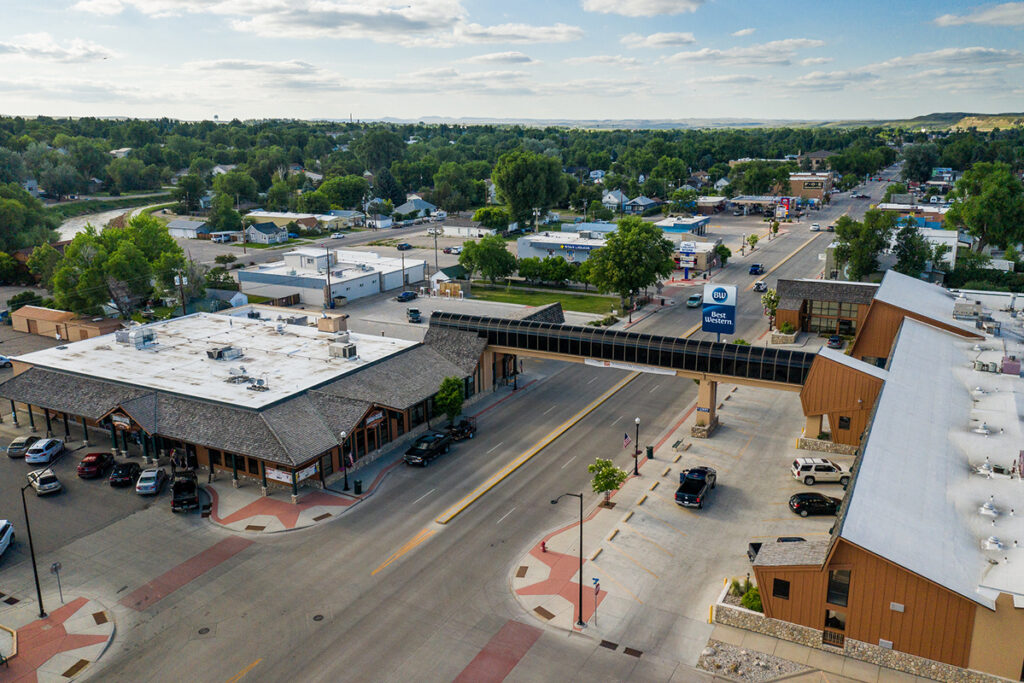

{"left": 119, "top": 537, "right": 253, "bottom": 611}
{"left": 453, "top": 620, "right": 542, "bottom": 683}
{"left": 207, "top": 487, "right": 355, "bottom": 530}
{"left": 3, "top": 597, "right": 108, "bottom": 682}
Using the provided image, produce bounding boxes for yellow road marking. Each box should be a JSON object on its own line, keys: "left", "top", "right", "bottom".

{"left": 681, "top": 322, "right": 701, "bottom": 338}
{"left": 434, "top": 372, "right": 641, "bottom": 524}
{"left": 604, "top": 542, "right": 659, "bottom": 578}
{"left": 371, "top": 528, "right": 436, "bottom": 576}
{"left": 744, "top": 233, "right": 825, "bottom": 291}
{"left": 226, "top": 659, "right": 262, "bottom": 683}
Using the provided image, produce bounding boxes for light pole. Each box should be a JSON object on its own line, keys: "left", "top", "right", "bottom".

{"left": 340, "top": 430, "right": 350, "bottom": 492}
{"left": 550, "top": 492, "right": 585, "bottom": 627}
{"left": 20, "top": 483, "right": 46, "bottom": 618}
{"left": 634, "top": 417, "right": 641, "bottom": 474}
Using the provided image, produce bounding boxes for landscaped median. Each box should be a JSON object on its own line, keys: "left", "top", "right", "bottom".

{"left": 469, "top": 283, "right": 618, "bottom": 315}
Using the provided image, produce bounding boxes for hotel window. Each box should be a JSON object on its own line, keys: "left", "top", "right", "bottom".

{"left": 837, "top": 416, "right": 851, "bottom": 430}
{"left": 827, "top": 569, "right": 851, "bottom": 607}
{"left": 772, "top": 579, "right": 790, "bottom": 600}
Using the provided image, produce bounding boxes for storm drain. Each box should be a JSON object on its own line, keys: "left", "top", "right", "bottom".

{"left": 62, "top": 659, "right": 90, "bottom": 677}
{"left": 92, "top": 611, "right": 108, "bottom": 625}
{"left": 198, "top": 627, "right": 210, "bottom": 635}
{"left": 623, "top": 647, "right": 643, "bottom": 658}
{"left": 244, "top": 525, "right": 266, "bottom": 532}
{"left": 312, "top": 513, "right": 332, "bottom": 522}
{"left": 3, "top": 597, "right": 19, "bottom": 605}
{"left": 515, "top": 566, "right": 528, "bottom": 578}
{"left": 313, "top": 614, "right": 324, "bottom": 622}
{"left": 533, "top": 606, "right": 554, "bottom": 620}
{"left": 599, "top": 640, "right": 618, "bottom": 650}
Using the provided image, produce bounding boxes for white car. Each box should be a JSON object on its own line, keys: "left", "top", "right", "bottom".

{"left": 810, "top": 224, "right": 821, "bottom": 232}
{"left": 0, "top": 355, "right": 12, "bottom": 368}
{"left": 330, "top": 232, "right": 345, "bottom": 239}
{"left": 24, "top": 438, "right": 64, "bottom": 464}
{"left": 791, "top": 457, "right": 850, "bottom": 486}
{"left": 27, "top": 468, "right": 62, "bottom": 495}
{"left": 449, "top": 246, "right": 462, "bottom": 255}
{"left": 0, "top": 520, "right": 12, "bottom": 559}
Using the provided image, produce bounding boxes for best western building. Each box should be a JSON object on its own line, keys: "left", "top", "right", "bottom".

{"left": 0, "top": 307, "right": 519, "bottom": 495}
{"left": 748, "top": 272, "right": 1024, "bottom": 679}
{"left": 238, "top": 248, "right": 425, "bottom": 307}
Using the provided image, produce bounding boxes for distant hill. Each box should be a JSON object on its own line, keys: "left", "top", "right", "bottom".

{"left": 805, "top": 112, "right": 1024, "bottom": 131}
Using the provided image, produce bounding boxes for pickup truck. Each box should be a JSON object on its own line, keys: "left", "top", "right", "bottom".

{"left": 403, "top": 431, "right": 452, "bottom": 466}
{"left": 675, "top": 466, "right": 717, "bottom": 509}
{"left": 171, "top": 470, "right": 199, "bottom": 512}
{"left": 407, "top": 308, "right": 422, "bottom": 323}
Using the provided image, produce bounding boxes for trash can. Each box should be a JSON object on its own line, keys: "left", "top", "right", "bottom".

{"left": 354, "top": 479, "right": 362, "bottom": 495}
{"left": 646, "top": 445, "right": 654, "bottom": 460}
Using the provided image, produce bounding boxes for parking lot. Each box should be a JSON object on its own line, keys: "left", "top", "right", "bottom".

{"left": 0, "top": 425, "right": 168, "bottom": 567}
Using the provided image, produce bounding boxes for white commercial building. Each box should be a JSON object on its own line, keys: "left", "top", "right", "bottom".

{"left": 442, "top": 225, "right": 496, "bottom": 239}
{"left": 516, "top": 231, "right": 606, "bottom": 263}
{"left": 238, "top": 248, "right": 426, "bottom": 307}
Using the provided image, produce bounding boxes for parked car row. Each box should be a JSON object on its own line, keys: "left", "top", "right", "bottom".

{"left": 403, "top": 418, "right": 478, "bottom": 466}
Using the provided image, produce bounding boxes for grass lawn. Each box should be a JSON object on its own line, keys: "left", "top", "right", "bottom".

{"left": 233, "top": 238, "right": 309, "bottom": 249}
{"left": 471, "top": 284, "right": 617, "bottom": 315}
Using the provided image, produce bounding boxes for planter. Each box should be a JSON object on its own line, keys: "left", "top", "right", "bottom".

{"left": 771, "top": 331, "right": 798, "bottom": 345}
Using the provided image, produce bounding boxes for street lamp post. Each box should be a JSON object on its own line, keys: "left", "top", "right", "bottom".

{"left": 634, "top": 417, "right": 641, "bottom": 475}
{"left": 20, "top": 484, "right": 47, "bottom": 618}
{"left": 550, "top": 492, "right": 585, "bottom": 627}
{"left": 340, "top": 430, "right": 350, "bottom": 492}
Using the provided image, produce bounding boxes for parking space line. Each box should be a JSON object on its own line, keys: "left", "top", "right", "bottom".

{"left": 589, "top": 563, "right": 643, "bottom": 603}
{"left": 637, "top": 508, "right": 688, "bottom": 537}
{"left": 604, "top": 542, "right": 659, "bottom": 578}
{"left": 620, "top": 523, "right": 674, "bottom": 556}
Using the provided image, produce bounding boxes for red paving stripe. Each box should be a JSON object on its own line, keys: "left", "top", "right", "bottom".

{"left": 119, "top": 537, "right": 253, "bottom": 611}
{"left": 454, "top": 620, "right": 542, "bottom": 683}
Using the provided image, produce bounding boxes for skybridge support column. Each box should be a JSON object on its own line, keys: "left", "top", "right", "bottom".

{"left": 691, "top": 379, "right": 720, "bottom": 438}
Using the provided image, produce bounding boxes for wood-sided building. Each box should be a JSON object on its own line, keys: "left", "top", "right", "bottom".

{"left": 775, "top": 279, "right": 878, "bottom": 338}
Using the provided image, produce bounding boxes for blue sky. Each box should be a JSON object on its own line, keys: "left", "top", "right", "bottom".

{"left": 1, "top": 0, "right": 1023, "bottom": 121}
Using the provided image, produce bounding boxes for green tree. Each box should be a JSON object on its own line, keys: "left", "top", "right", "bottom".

{"left": 0, "top": 183, "right": 59, "bottom": 251}
{"left": 746, "top": 234, "right": 759, "bottom": 251}
{"left": 214, "top": 253, "right": 237, "bottom": 266}
{"left": 297, "top": 191, "right": 330, "bottom": 214}
{"left": 761, "top": 288, "right": 779, "bottom": 328}
{"left": 265, "top": 180, "right": 292, "bottom": 211}
{"left": 460, "top": 234, "right": 517, "bottom": 283}
{"left": 881, "top": 182, "right": 908, "bottom": 203}
{"left": 901, "top": 143, "right": 939, "bottom": 183}
{"left": 0, "top": 148, "right": 27, "bottom": 184}
{"left": 588, "top": 458, "right": 629, "bottom": 503}
{"left": 208, "top": 193, "right": 243, "bottom": 232}
{"left": 669, "top": 188, "right": 697, "bottom": 213}
{"left": 892, "top": 225, "right": 931, "bottom": 276}
{"left": 213, "top": 170, "right": 258, "bottom": 206}
{"left": 833, "top": 210, "right": 896, "bottom": 281}
{"left": 107, "top": 157, "right": 146, "bottom": 192}
{"left": 472, "top": 206, "right": 510, "bottom": 231}
{"left": 173, "top": 173, "right": 205, "bottom": 213}
{"left": 492, "top": 149, "right": 567, "bottom": 227}
{"left": 945, "top": 162, "right": 1024, "bottom": 251}
{"left": 715, "top": 243, "right": 731, "bottom": 266}
{"left": 353, "top": 128, "right": 405, "bottom": 171}
{"left": 27, "top": 242, "right": 62, "bottom": 290}
{"left": 375, "top": 167, "right": 405, "bottom": 206}
{"left": 319, "top": 175, "right": 369, "bottom": 209}
{"left": 587, "top": 200, "right": 613, "bottom": 221}
{"left": 104, "top": 240, "right": 153, "bottom": 318}
{"left": 517, "top": 256, "right": 543, "bottom": 283}
{"left": 6, "top": 290, "right": 45, "bottom": 311}
{"left": 740, "top": 586, "right": 762, "bottom": 612}
{"left": 432, "top": 162, "right": 477, "bottom": 213}
{"left": 586, "top": 216, "right": 675, "bottom": 310}
{"left": 434, "top": 376, "right": 465, "bottom": 424}
{"left": 0, "top": 252, "right": 19, "bottom": 285}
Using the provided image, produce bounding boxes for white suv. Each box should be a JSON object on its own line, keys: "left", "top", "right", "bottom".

{"left": 791, "top": 457, "right": 850, "bottom": 486}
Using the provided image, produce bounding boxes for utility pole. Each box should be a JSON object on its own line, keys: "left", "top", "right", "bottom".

{"left": 401, "top": 251, "right": 406, "bottom": 291}
{"left": 175, "top": 271, "right": 188, "bottom": 316}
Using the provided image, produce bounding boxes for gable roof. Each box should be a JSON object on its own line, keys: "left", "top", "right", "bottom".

{"left": 11, "top": 306, "right": 76, "bottom": 322}
{"left": 167, "top": 219, "right": 209, "bottom": 231}
{"left": 776, "top": 278, "right": 878, "bottom": 311}
{"left": 874, "top": 270, "right": 977, "bottom": 336}
{"left": 248, "top": 221, "right": 284, "bottom": 235}
{"left": 395, "top": 198, "right": 436, "bottom": 214}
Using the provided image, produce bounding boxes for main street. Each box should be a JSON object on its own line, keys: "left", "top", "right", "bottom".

{"left": 84, "top": 180, "right": 898, "bottom": 682}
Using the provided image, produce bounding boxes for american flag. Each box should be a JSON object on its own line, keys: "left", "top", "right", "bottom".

{"left": 623, "top": 432, "right": 631, "bottom": 449}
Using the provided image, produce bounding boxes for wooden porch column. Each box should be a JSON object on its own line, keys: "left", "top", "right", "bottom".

{"left": 81, "top": 416, "right": 90, "bottom": 446}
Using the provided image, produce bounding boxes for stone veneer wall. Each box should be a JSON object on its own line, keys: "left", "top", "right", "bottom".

{"left": 714, "top": 602, "right": 1004, "bottom": 683}
{"left": 796, "top": 437, "right": 859, "bottom": 456}
{"left": 771, "top": 332, "right": 798, "bottom": 345}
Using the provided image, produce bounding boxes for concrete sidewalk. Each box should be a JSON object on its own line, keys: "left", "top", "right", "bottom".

{"left": 0, "top": 593, "right": 115, "bottom": 681}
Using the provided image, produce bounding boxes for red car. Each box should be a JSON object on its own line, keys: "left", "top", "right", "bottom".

{"left": 77, "top": 452, "right": 115, "bottom": 478}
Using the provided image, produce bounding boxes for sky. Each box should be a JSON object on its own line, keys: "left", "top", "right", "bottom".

{"left": 1, "top": 0, "right": 1023, "bottom": 122}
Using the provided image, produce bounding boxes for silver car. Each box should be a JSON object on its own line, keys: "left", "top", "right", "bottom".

{"left": 135, "top": 467, "right": 167, "bottom": 495}
{"left": 6, "top": 435, "right": 40, "bottom": 458}
{"left": 27, "top": 468, "right": 62, "bottom": 495}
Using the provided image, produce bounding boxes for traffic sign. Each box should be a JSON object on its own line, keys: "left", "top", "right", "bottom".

{"left": 701, "top": 284, "right": 737, "bottom": 336}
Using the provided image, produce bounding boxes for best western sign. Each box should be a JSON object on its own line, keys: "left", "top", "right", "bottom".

{"left": 701, "top": 284, "right": 737, "bottom": 336}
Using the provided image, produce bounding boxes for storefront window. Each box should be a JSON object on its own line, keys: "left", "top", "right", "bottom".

{"left": 247, "top": 458, "right": 260, "bottom": 475}
{"left": 827, "top": 569, "right": 851, "bottom": 607}
{"left": 209, "top": 449, "right": 222, "bottom": 466}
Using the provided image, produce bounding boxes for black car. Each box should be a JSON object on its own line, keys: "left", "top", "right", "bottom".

{"left": 404, "top": 431, "right": 452, "bottom": 466}
{"left": 789, "top": 492, "right": 841, "bottom": 517}
{"left": 396, "top": 243, "right": 412, "bottom": 251}
{"left": 109, "top": 462, "right": 142, "bottom": 487}
{"left": 395, "top": 291, "right": 417, "bottom": 302}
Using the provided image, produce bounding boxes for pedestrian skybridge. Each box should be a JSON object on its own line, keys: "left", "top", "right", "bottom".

{"left": 430, "top": 311, "right": 814, "bottom": 390}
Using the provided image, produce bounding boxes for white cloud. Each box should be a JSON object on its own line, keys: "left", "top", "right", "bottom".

{"left": 800, "top": 57, "right": 832, "bottom": 66}
{"left": 790, "top": 70, "right": 876, "bottom": 91}
{"left": 868, "top": 47, "right": 1024, "bottom": 69}
{"left": 564, "top": 55, "right": 642, "bottom": 67}
{"left": 688, "top": 74, "right": 758, "bottom": 84}
{"left": 621, "top": 32, "right": 696, "bottom": 48}
{"left": 935, "top": 2, "right": 1024, "bottom": 27}
{"left": 73, "top": 0, "right": 583, "bottom": 46}
{"left": 0, "top": 33, "right": 117, "bottom": 62}
{"left": 732, "top": 28, "right": 755, "bottom": 37}
{"left": 187, "top": 59, "right": 319, "bottom": 74}
{"left": 582, "top": 0, "right": 704, "bottom": 17}
{"left": 462, "top": 51, "right": 537, "bottom": 64}
{"left": 664, "top": 38, "right": 825, "bottom": 66}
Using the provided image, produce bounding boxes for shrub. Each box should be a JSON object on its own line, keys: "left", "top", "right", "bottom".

{"left": 778, "top": 321, "right": 796, "bottom": 334}
{"left": 817, "top": 431, "right": 831, "bottom": 441}
{"left": 741, "top": 586, "right": 762, "bottom": 612}
{"left": 732, "top": 338, "right": 751, "bottom": 346}
{"left": 730, "top": 577, "right": 753, "bottom": 597}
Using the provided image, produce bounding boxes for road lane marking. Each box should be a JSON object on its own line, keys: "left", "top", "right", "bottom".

{"left": 412, "top": 488, "right": 436, "bottom": 505}
{"left": 371, "top": 528, "right": 436, "bottom": 576}
{"left": 496, "top": 507, "right": 517, "bottom": 524}
{"left": 226, "top": 659, "right": 262, "bottom": 683}
{"left": 744, "top": 233, "right": 826, "bottom": 291}
{"left": 543, "top": 405, "right": 556, "bottom": 415}
{"left": 649, "top": 384, "right": 661, "bottom": 393}
{"left": 435, "top": 372, "right": 641, "bottom": 524}
{"left": 560, "top": 455, "right": 577, "bottom": 469}
{"left": 486, "top": 442, "right": 504, "bottom": 454}
{"left": 681, "top": 322, "right": 701, "bottom": 338}
{"left": 611, "top": 416, "right": 622, "bottom": 426}
{"left": 587, "top": 376, "right": 598, "bottom": 384}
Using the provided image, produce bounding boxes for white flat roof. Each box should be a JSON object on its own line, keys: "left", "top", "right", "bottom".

{"left": 14, "top": 312, "right": 416, "bottom": 409}
{"left": 521, "top": 232, "right": 605, "bottom": 247}
{"left": 250, "top": 249, "right": 425, "bottom": 281}
{"left": 246, "top": 210, "right": 337, "bottom": 221}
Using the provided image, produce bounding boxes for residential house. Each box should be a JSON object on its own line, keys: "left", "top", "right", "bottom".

{"left": 166, "top": 219, "right": 211, "bottom": 239}
{"left": 170, "top": 168, "right": 189, "bottom": 185}
{"left": 198, "top": 191, "right": 216, "bottom": 211}
{"left": 798, "top": 150, "right": 837, "bottom": 171}
{"left": 601, "top": 189, "right": 627, "bottom": 211}
{"left": 485, "top": 179, "right": 498, "bottom": 204}
{"left": 714, "top": 177, "right": 731, "bottom": 192}
{"left": 245, "top": 221, "right": 288, "bottom": 245}
{"left": 22, "top": 179, "right": 40, "bottom": 197}
{"left": 211, "top": 164, "right": 237, "bottom": 176}
{"left": 109, "top": 147, "right": 132, "bottom": 158}
{"left": 394, "top": 198, "right": 437, "bottom": 218}
{"left": 362, "top": 170, "right": 375, "bottom": 186}
{"left": 688, "top": 171, "right": 709, "bottom": 187}
{"left": 623, "top": 196, "right": 660, "bottom": 215}
{"left": 589, "top": 170, "right": 606, "bottom": 181}
{"left": 366, "top": 216, "right": 394, "bottom": 229}
{"left": 325, "top": 210, "right": 365, "bottom": 228}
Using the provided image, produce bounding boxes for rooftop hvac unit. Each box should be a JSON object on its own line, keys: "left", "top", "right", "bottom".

{"left": 974, "top": 360, "right": 988, "bottom": 371}
{"left": 334, "top": 331, "right": 350, "bottom": 343}
{"left": 127, "top": 328, "right": 156, "bottom": 349}
{"left": 247, "top": 310, "right": 261, "bottom": 319}
{"left": 207, "top": 346, "right": 242, "bottom": 360}
{"left": 329, "top": 342, "right": 357, "bottom": 359}
{"left": 115, "top": 330, "right": 131, "bottom": 344}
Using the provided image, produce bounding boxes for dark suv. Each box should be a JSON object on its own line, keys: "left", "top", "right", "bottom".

{"left": 789, "top": 492, "right": 841, "bottom": 517}
{"left": 404, "top": 431, "right": 452, "bottom": 466}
